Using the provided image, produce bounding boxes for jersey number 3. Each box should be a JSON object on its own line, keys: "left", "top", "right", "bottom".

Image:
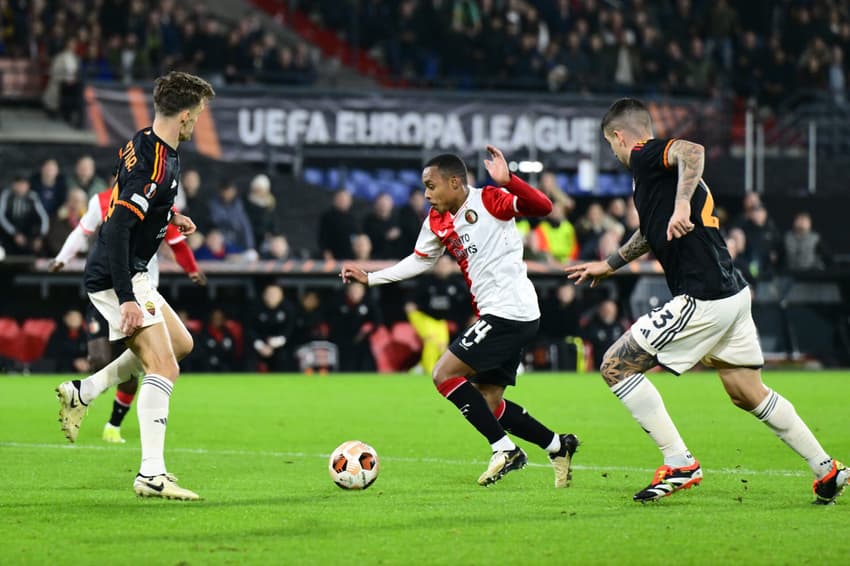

{"left": 699, "top": 180, "right": 720, "bottom": 229}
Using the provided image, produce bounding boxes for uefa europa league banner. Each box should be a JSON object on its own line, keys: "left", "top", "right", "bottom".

{"left": 88, "top": 85, "right": 697, "bottom": 168}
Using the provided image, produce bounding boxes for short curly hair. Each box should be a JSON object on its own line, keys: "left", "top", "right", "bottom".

{"left": 152, "top": 71, "right": 216, "bottom": 117}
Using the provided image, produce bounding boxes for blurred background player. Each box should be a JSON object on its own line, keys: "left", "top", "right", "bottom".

{"left": 341, "top": 146, "right": 579, "bottom": 488}
{"left": 49, "top": 183, "right": 205, "bottom": 443}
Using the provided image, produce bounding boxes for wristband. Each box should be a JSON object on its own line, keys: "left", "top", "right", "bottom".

{"left": 606, "top": 252, "right": 627, "bottom": 271}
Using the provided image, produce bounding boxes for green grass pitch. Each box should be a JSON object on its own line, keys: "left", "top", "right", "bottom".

{"left": 1, "top": 371, "right": 849, "bottom": 565}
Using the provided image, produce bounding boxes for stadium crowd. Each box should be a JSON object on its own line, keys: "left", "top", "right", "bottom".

{"left": 300, "top": 0, "right": 850, "bottom": 104}
{"left": 0, "top": 156, "right": 832, "bottom": 374}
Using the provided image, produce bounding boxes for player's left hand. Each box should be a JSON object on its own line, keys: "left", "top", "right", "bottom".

{"left": 171, "top": 213, "right": 196, "bottom": 235}
{"left": 189, "top": 271, "right": 207, "bottom": 286}
{"left": 666, "top": 200, "right": 694, "bottom": 240}
{"left": 340, "top": 263, "right": 368, "bottom": 285}
{"left": 484, "top": 144, "right": 511, "bottom": 185}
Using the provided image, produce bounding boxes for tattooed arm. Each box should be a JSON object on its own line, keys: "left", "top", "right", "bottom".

{"left": 565, "top": 229, "right": 651, "bottom": 286}
{"left": 664, "top": 139, "right": 704, "bottom": 240}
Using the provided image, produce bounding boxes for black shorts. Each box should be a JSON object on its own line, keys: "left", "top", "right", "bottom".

{"left": 449, "top": 314, "right": 539, "bottom": 387}
{"left": 85, "top": 302, "right": 109, "bottom": 342}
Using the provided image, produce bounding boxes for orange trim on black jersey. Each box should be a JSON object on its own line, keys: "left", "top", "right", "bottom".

{"left": 151, "top": 142, "right": 161, "bottom": 182}
{"left": 151, "top": 142, "right": 167, "bottom": 184}
{"left": 662, "top": 138, "right": 678, "bottom": 169}
{"left": 632, "top": 140, "right": 648, "bottom": 152}
{"left": 115, "top": 200, "right": 145, "bottom": 220}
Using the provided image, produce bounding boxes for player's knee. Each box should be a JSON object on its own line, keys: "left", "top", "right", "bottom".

{"left": 172, "top": 332, "right": 193, "bottom": 361}
{"left": 142, "top": 355, "right": 180, "bottom": 381}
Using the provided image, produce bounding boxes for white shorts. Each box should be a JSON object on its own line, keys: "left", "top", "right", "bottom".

{"left": 631, "top": 287, "right": 764, "bottom": 375}
{"left": 88, "top": 272, "right": 167, "bottom": 341}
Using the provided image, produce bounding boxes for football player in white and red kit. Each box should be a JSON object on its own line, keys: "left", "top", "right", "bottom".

{"left": 341, "top": 145, "right": 579, "bottom": 487}
{"left": 49, "top": 185, "right": 205, "bottom": 444}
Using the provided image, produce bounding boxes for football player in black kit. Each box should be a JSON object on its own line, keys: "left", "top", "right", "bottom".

{"left": 56, "top": 72, "right": 215, "bottom": 500}
{"left": 566, "top": 98, "right": 847, "bottom": 505}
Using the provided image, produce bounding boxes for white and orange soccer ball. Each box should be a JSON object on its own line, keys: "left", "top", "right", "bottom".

{"left": 328, "top": 440, "right": 380, "bottom": 490}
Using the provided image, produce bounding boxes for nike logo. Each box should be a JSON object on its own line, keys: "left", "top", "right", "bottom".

{"left": 143, "top": 481, "right": 165, "bottom": 492}
{"left": 437, "top": 229, "right": 448, "bottom": 237}
{"left": 69, "top": 398, "right": 78, "bottom": 409}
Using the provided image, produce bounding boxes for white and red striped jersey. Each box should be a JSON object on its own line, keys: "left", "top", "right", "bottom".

{"left": 413, "top": 184, "right": 540, "bottom": 322}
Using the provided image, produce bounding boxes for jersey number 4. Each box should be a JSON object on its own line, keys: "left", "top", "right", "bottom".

{"left": 698, "top": 179, "right": 719, "bottom": 229}
{"left": 461, "top": 319, "right": 493, "bottom": 348}
{"left": 105, "top": 184, "right": 119, "bottom": 221}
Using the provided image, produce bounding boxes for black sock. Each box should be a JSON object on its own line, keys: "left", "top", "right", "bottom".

{"left": 109, "top": 399, "right": 131, "bottom": 427}
{"left": 498, "top": 400, "right": 555, "bottom": 450}
{"left": 438, "top": 377, "right": 507, "bottom": 445}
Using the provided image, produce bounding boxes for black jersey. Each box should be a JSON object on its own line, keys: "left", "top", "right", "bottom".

{"left": 84, "top": 128, "right": 180, "bottom": 303}
{"left": 630, "top": 138, "right": 746, "bottom": 300}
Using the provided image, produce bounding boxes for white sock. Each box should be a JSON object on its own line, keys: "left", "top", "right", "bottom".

{"left": 545, "top": 433, "right": 561, "bottom": 453}
{"left": 750, "top": 389, "right": 833, "bottom": 478}
{"left": 491, "top": 435, "right": 516, "bottom": 452}
{"left": 611, "top": 374, "right": 694, "bottom": 468}
{"left": 137, "top": 374, "right": 173, "bottom": 477}
{"left": 79, "top": 349, "right": 144, "bottom": 404}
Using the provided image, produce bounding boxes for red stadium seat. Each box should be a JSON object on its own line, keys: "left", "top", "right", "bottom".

{"left": 0, "top": 317, "right": 21, "bottom": 360}
{"left": 184, "top": 319, "right": 203, "bottom": 335}
{"left": 390, "top": 322, "right": 422, "bottom": 353}
{"left": 369, "top": 325, "right": 420, "bottom": 373}
{"left": 20, "top": 318, "right": 57, "bottom": 363}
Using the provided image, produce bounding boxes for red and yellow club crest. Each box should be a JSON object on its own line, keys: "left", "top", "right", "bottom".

{"left": 144, "top": 301, "right": 156, "bottom": 316}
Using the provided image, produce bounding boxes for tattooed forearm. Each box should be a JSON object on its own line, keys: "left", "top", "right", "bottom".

{"left": 599, "top": 331, "right": 657, "bottom": 387}
{"left": 618, "top": 230, "right": 651, "bottom": 263}
{"left": 668, "top": 140, "right": 705, "bottom": 203}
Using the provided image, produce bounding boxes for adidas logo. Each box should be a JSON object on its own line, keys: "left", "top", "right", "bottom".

{"left": 641, "top": 328, "right": 650, "bottom": 338}
{"left": 154, "top": 417, "right": 168, "bottom": 426}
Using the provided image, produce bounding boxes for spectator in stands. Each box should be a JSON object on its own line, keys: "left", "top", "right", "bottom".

{"left": 784, "top": 211, "right": 829, "bottom": 272}
{"left": 248, "top": 284, "right": 296, "bottom": 372}
{"left": 29, "top": 158, "right": 67, "bottom": 216}
{"left": 540, "top": 283, "right": 581, "bottom": 342}
{"left": 194, "top": 229, "right": 242, "bottom": 261}
{"left": 537, "top": 282, "right": 584, "bottom": 371}
{"left": 261, "top": 235, "right": 292, "bottom": 261}
{"left": 179, "top": 169, "right": 211, "bottom": 234}
{"left": 621, "top": 200, "right": 641, "bottom": 244}
{"left": 46, "top": 309, "right": 89, "bottom": 373}
{"left": 46, "top": 188, "right": 87, "bottom": 257}
{"left": 526, "top": 202, "right": 579, "bottom": 264}
{"left": 199, "top": 309, "right": 239, "bottom": 372}
{"left": 582, "top": 300, "right": 626, "bottom": 370}
{"left": 397, "top": 187, "right": 427, "bottom": 252}
{"left": 363, "top": 192, "right": 405, "bottom": 259}
{"left": 576, "top": 202, "right": 624, "bottom": 260}
{"left": 208, "top": 180, "right": 257, "bottom": 256}
{"left": 244, "top": 174, "right": 280, "bottom": 251}
{"left": 405, "top": 254, "right": 471, "bottom": 374}
{"left": 43, "top": 37, "right": 81, "bottom": 126}
{"left": 726, "top": 230, "right": 756, "bottom": 286}
{"left": 69, "top": 155, "right": 108, "bottom": 197}
{"left": 0, "top": 177, "right": 49, "bottom": 256}
{"left": 318, "top": 188, "right": 358, "bottom": 260}
{"left": 740, "top": 199, "right": 781, "bottom": 281}
{"left": 327, "top": 282, "right": 381, "bottom": 372}
{"left": 352, "top": 233, "right": 373, "bottom": 261}
{"left": 291, "top": 289, "right": 329, "bottom": 348}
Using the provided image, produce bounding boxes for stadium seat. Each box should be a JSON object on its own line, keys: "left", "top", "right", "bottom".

{"left": 20, "top": 318, "right": 57, "bottom": 363}
{"left": 368, "top": 326, "right": 396, "bottom": 373}
{"left": 390, "top": 322, "right": 422, "bottom": 353}
{"left": 0, "top": 317, "right": 21, "bottom": 360}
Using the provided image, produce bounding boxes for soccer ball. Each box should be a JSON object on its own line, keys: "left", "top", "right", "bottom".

{"left": 328, "top": 440, "right": 380, "bottom": 490}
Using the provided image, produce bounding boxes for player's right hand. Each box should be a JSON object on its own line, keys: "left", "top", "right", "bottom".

{"left": 340, "top": 263, "right": 368, "bottom": 285}
{"left": 564, "top": 260, "right": 614, "bottom": 287}
{"left": 119, "top": 301, "right": 144, "bottom": 336}
{"left": 47, "top": 260, "right": 64, "bottom": 272}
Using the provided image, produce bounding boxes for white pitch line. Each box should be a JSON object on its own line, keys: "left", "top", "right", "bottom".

{"left": 0, "top": 441, "right": 809, "bottom": 478}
